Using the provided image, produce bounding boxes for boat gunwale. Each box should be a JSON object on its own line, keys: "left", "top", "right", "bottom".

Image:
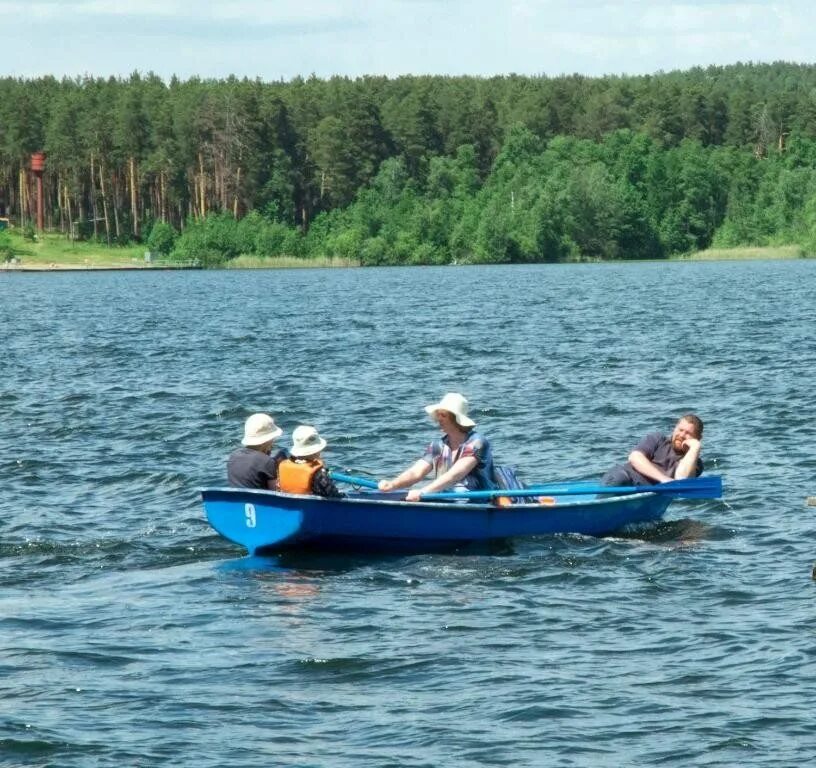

{"left": 199, "top": 486, "right": 660, "bottom": 510}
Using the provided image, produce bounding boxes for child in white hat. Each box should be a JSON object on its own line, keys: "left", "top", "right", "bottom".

{"left": 277, "top": 425, "right": 342, "bottom": 498}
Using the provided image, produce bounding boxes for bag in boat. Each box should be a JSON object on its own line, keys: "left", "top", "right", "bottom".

{"left": 493, "top": 465, "right": 527, "bottom": 505}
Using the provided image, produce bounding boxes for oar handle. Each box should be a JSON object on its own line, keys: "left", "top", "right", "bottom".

{"left": 328, "top": 471, "right": 379, "bottom": 490}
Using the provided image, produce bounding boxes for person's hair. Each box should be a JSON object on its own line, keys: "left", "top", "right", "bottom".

{"left": 679, "top": 413, "right": 704, "bottom": 438}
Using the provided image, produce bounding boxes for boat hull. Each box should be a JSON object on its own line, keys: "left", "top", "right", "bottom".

{"left": 201, "top": 486, "right": 673, "bottom": 554}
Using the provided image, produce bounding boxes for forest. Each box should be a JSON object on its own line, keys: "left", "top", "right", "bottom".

{"left": 2, "top": 61, "right": 816, "bottom": 265}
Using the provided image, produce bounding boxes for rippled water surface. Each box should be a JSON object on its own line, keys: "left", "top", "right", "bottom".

{"left": 1, "top": 261, "right": 815, "bottom": 766}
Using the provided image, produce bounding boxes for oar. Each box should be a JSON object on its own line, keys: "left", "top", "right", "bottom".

{"left": 418, "top": 475, "right": 723, "bottom": 502}
{"left": 328, "top": 471, "right": 722, "bottom": 501}
{"left": 329, "top": 471, "right": 379, "bottom": 490}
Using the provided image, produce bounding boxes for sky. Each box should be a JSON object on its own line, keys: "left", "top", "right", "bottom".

{"left": 2, "top": 0, "right": 814, "bottom": 82}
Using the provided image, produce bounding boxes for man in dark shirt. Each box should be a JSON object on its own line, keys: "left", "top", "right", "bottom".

{"left": 227, "top": 413, "right": 286, "bottom": 489}
{"left": 602, "top": 414, "right": 704, "bottom": 487}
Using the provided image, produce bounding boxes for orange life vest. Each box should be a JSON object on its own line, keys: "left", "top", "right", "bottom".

{"left": 278, "top": 458, "right": 323, "bottom": 495}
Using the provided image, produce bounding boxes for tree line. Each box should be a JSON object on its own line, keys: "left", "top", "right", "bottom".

{"left": 2, "top": 62, "right": 816, "bottom": 263}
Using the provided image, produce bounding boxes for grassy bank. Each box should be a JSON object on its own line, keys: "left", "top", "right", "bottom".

{"left": 675, "top": 245, "right": 808, "bottom": 261}
{"left": 0, "top": 230, "right": 354, "bottom": 270}
{"left": 224, "top": 254, "right": 360, "bottom": 269}
{"left": 2, "top": 229, "right": 810, "bottom": 270}
{"left": 2, "top": 231, "right": 158, "bottom": 268}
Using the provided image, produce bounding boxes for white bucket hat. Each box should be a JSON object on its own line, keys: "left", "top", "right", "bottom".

{"left": 241, "top": 413, "right": 283, "bottom": 446}
{"left": 424, "top": 392, "right": 476, "bottom": 428}
{"left": 290, "top": 425, "right": 328, "bottom": 458}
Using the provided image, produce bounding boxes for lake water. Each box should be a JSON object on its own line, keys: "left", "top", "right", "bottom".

{"left": 1, "top": 260, "right": 815, "bottom": 766}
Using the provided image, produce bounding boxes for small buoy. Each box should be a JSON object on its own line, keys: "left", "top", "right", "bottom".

{"left": 807, "top": 497, "right": 816, "bottom": 507}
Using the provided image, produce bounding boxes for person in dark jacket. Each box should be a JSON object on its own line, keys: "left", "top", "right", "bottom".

{"left": 602, "top": 414, "right": 704, "bottom": 487}
{"left": 227, "top": 413, "right": 286, "bottom": 489}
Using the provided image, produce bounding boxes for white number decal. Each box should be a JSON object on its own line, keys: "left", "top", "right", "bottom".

{"left": 245, "top": 503, "right": 257, "bottom": 528}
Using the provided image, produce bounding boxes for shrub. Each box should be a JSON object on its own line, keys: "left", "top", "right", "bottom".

{"left": 326, "top": 228, "right": 363, "bottom": 262}
{"left": 170, "top": 214, "right": 240, "bottom": 265}
{"left": 146, "top": 221, "right": 178, "bottom": 256}
{"left": 0, "top": 230, "right": 13, "bottom": 261}
{"left": 235, "top": 211, "right": 264, "bottom": 255}
{"left": 255, "top": 221, "right": 291, "bottom": 257}
{"left": 280, "top": 229, "right": 304, "bottom": 258}
{"left": 408, "top": 243, "right": 446, "bottom": 265}
{"left": 359, "top": 236, "right": 388, "bottom": 266}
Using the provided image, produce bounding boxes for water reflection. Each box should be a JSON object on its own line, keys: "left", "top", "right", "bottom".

{"left": 613, "top": 516, "right": 729, "bottom": 546}
{"left": 215, "top": 555, "right": 321, "bottom": 612}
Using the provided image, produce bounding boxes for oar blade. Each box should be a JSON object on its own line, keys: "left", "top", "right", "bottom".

{"left": 660, "top": 475, "right": 723, "bottom": 499}
{"left": 525, "top": 476, "right": 723, "bottom": 499}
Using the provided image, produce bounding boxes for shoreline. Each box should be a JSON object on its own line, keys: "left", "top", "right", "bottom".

{"left": 1, "top": 263, "right": 200, "bottom": 272}
{"left": 2, "top": 246, "right": 809, "bottom": 272}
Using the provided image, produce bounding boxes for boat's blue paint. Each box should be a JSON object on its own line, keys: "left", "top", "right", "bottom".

{"left": 204, "top": 488, "right": 303, "bottom": 551}
{"left": 200, "top": 485, "right": 675, "bottom": 554}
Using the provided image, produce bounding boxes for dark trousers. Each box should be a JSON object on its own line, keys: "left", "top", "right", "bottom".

{"left": 601, "top": 464, "right": 649, "bottom": 487}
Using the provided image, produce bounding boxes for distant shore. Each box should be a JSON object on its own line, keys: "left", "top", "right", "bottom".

{"left": 1, "top": 262, "right": 198, "bottom": 272}
{"left": 669, "top": 245, "right": 806, "bottom": 261}
{"left": 1, "top": 241, "right": 808, "bottom": 272}
{"left": 1, "top": 262, "right": 199, "bottom": 272}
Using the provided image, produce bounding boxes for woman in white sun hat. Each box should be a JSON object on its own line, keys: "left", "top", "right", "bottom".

{"left": 227, "top": 413, "right": 286, "bottom": 489}
{"left": 277, "top": 425, "right": 342, "bottom": 498}
{"left": 378, "top": 392, "right": 496, "bottom": 501}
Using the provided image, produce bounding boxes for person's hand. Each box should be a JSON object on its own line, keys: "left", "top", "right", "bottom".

{"left": 682, "top": 437, "right": 701, "bottom": 454}
{"left": 405, "top": 489, "right": 422, "bottom": 502}
{"left": 378, "top": 479, "right": 394, "bottom": 491}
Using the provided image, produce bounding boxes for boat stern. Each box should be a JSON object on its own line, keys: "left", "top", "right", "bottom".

{"left": 201, "top": 488, "right": 304, "bottom": 555}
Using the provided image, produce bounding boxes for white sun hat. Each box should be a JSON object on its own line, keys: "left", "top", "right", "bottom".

{"left": 424, "top": 392, "right": 476, "bottom": 428}
{"left": 290, "top": 425, "right": 328, "bottom": 458}
{"left": 241, "top": 413, "right": 283, "bottom": 446}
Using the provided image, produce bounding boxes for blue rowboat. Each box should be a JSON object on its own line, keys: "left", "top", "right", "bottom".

{"left": 200, "top": 483, "right": 683, "bottom": 555}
